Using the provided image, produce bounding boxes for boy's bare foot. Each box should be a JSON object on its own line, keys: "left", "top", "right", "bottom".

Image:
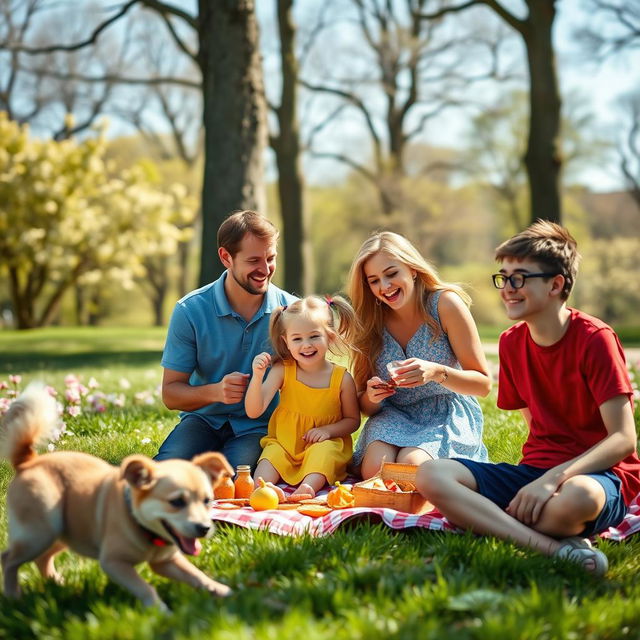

{"left": 292, "top": 483, "right": 316, "bottom": 498}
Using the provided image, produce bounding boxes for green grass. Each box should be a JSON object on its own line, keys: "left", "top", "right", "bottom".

{"left": 1, "top": 328, "right": 640, "bottom": 639}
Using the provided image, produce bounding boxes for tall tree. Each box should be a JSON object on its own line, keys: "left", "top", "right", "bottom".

{"left": 576, "top": 1, "right": 640, "bottom": 212}
{"left": 618, "top": 93, "right": 640, "bottom": 210}
{"left": 419, "top": 0, "right": 563, "bottom": 224}
{"left": 197, "top": 0, "right": 267, "bottom": 285}
{"left": 1, "top": 0, "right": 268, "bottom": 288}
{"left": 269, "top": 0, "right": 311, "bottom": 296}
{"left": 303, "top": 0, "right": 509, "bottom": 223}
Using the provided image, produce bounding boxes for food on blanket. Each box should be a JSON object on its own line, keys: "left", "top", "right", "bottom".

{"left": 327, "top": 482, "right": 355, "bottom": 509}
{"left": 250, "top": 478, "right": 279, "bottom": 511}
{"left": 297, "top": 505, "right": 332, "bottom": 517}
{"left": 371, "top": 478, "right": 386, "bottom": 490}
{"left": 276, "top": 503, "right": 301, "bottom": 510}
{"left": 214, "top": 502, "right": 243, "bottom": 510}
{"left": 234, "top": 465, "right": 255, "bottom": 499}
{"left": 212, "top": 498, "right": 250, "bottom": 506}
{"left": 265, "top": 482, "right": 286, "bottom": 503}
{"left": 214, "top": 474, "right": 235, "bottom": 500}
{"left": 383, "top": 479, "right": 402, "bottom": 493}
{"left": 397, "top": 481, "right": 416, "bottom": 492}
{"left": 285, "top": 493, "right": 314, "bottom": 503}
{"left": 299, "top": 497, "right": 328, "bottom": 505}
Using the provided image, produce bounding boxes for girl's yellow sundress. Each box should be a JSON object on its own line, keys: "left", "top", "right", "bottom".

{"left": 258, "top": 360, "right": 352, "bottom": 485}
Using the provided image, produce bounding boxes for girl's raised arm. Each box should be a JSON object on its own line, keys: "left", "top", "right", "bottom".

{"left": 244, "top": 354, "right": 285, "bottom": 418}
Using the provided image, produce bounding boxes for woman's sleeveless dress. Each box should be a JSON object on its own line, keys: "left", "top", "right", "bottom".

{"left": 352, "top": 291, "right": 488, "bottom": 466}
{"left": 259, "top": 361, "right": 352, "bottom": 485}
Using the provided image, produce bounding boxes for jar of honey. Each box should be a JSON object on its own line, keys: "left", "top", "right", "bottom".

{"left": 214, "top": 474, "right": 235, "bottom": 500}
{"left": 234, "top": 465, "right": 255, "bottom": 499}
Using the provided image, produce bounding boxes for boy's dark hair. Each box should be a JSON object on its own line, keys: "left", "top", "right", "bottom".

{"left": 494, "top": 220, "right": 581, "bottom": 300}
{"left": 217, "top": 210, "right": 279, "bottom": 257}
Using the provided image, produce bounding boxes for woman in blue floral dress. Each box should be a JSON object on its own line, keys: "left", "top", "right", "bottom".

{"left": 348, "top": 231, "right": 491, "bottom": 479}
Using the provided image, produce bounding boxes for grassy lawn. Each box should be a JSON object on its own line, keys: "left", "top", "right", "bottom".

{"left": 1, "top": 328, "right": 639, "bottom": 639}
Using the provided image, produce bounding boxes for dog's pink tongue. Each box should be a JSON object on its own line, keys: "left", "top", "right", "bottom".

{"left": 178, "top": 534, "right": 201, "bottom": 556}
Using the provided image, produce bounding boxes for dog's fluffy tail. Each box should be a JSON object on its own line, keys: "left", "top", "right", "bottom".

{"left": 0, "top": 382, "right": 60, "bottom": 468}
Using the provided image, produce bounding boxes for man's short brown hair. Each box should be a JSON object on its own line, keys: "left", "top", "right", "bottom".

{"left": 217, "top": 210, "right": 279, "bottom": 257}
{"left": 494, "top": 220, "right": 581, "bottom": 300}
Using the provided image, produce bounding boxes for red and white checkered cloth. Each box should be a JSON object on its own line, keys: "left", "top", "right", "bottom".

{"left": 210, "top": 482, "right": 640, "bottom": 540}
{"left": 600, "top": 492, "right": 640, "bottom": 541}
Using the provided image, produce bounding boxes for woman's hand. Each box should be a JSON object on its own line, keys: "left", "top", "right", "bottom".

{"left": 303, "top": 427, "right": 331, "bottom": 443}
{"left": 389, "top": 358, "right": 440, "bottom": 388}
{"left": 365, "top": 376, "right": 396, "bottom": 403}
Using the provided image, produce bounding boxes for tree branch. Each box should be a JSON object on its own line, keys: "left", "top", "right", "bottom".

{"left": 309, "top": 150, "right": 378, "bottom": 183}
{"left": 148, "top": 4, "right": 197, "bottom": 61}
{"left": 1, "top": 0, "right": 140, "bottom": 54}
{"left": 417, "top": 0, "right": 524, "bottom": 35}
{"left": 300, "top": 79, "right": 382, "bottom": 165}
{"left": 18, "top": 66, "right": 200, "bottom": 89}
{"left": 140, "top": 0, "right": 197, "bottom": 29}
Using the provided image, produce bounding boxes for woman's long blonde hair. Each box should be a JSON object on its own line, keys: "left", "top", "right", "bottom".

{"left": 347, "top": 231, "right": 470, "bottom": 391}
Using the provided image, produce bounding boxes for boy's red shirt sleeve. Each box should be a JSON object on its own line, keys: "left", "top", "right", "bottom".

{"left": 497, "top": 324, "right": 527, "bottom": 411}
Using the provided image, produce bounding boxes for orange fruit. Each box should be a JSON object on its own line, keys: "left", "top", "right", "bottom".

{"left": 250, "top": 478, "right": 279, "bottom": 511}
{"left": 297, "top": 505, "right": 332, "bottom": 517}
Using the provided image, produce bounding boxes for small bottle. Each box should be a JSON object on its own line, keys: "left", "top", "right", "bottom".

{"left": 214, "top": 474, "right": 235, "bottom": 500}
{"left": 234, "top": 465, "right": 255, "bottom": 499}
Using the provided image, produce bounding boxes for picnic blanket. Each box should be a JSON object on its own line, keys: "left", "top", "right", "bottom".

{"left": 210, "top": 481, "right": 640, "bottom": 541}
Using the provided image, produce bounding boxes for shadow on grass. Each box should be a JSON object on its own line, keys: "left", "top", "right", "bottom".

{"left": 0, "top": 350, "right": 163, "bottom": 373}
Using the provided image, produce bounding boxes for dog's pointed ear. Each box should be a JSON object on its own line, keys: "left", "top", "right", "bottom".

{"left": 121, "top": 455, "right": 157, "bottom": 490}
{"left": 191, "top": 452, "right": 234, "bottom": 486}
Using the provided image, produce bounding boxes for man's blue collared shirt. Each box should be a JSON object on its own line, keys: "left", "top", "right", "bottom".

{"left": 161, "top": 272, "right": 297, "bottom": 435}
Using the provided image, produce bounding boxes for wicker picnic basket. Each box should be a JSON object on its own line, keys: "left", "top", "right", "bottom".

{"left": 352, "top": 462, "right": 433, "bottom": 514}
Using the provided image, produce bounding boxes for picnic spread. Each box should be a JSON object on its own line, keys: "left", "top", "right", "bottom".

{"left": 209, "top": 462, "right": 640, "bottom": 541}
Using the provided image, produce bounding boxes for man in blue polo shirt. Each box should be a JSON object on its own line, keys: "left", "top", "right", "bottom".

{"left": 156, "top": 210, "right": 297, "bottom": 469}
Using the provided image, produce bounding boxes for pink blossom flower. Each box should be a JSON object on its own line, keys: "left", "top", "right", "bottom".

{"left": 65, "top": 388, "right": 81, "bottom": 404}
{"left": 45, "top": 385, "right": 58, "bottom": 397}
{"left": 9, "top": 374, "right": 21, "bottom": 384}
{"left": 64, "top": 374, "right": 79, "bottom": 386}
{"left": 88, "top": 377, "right": 99, "bottom": 389}
{"left": 0, "top": 380, "right": 8, "bottom": 390}
{"left": 67, "top": 405, "right": 81, "bottom": 417}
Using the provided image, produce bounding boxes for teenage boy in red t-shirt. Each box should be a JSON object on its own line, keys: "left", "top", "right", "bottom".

{"left": 416, "top": 220, "right": 640, "bottom": 575}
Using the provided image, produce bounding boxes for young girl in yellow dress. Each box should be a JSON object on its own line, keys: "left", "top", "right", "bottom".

{"left": 245, "top": 295, "right": 360, "bottom": 497}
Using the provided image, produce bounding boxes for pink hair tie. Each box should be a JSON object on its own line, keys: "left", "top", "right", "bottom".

{"left": 325, "top": 295, "right": 334, "bottom": 307}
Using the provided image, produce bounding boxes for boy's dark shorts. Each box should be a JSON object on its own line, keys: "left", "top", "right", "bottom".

{"left": 455, "top": 459, "right": 628, "bottom": 537}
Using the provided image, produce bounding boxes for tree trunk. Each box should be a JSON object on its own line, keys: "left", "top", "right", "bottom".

{"left": 197, "top": 0, "right": 267, "bottom": 287}
{"left": 152, "top": 286, "right": 166, "bottom": 327}
{"left": 523, "top": 1, "right": 562, "bottom": 224}
{"left": 274, "top": 0, "right": 312, "bottom": 296}
{"left": 177, "top": 238, "right": 191, "bottom": 297}
{"left": 8, "top": 267, "right": 35, "bottom": 329}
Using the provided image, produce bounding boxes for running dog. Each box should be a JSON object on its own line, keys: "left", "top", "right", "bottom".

{"left": 1, "top": 384, "right": 234, "bottom": 611}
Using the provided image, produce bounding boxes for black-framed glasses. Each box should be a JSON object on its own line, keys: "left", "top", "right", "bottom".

{"left": 492, "top": 272, "right": 559, "bottom": 289}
